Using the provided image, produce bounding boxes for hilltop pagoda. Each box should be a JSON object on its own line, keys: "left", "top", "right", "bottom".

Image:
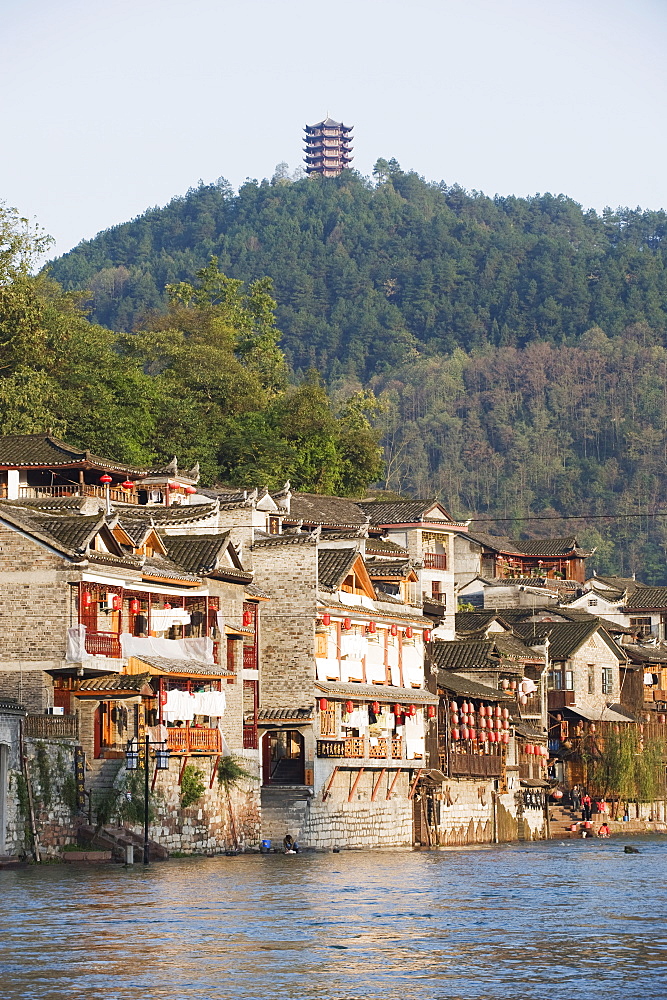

{"left": 303, "top": 117, "right": 353, "bottom": 177}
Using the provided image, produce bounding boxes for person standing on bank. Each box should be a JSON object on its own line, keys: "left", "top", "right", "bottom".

{"left": 581, "top": 792, "right": 592, "bottom": 822}
{"left": 571, "top": 785, "right": 581, "bottom": 814}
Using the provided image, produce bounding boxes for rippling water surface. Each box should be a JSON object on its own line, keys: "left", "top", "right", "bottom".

{"left": 2, "top": 837, "right": 666, "bottom": 1000}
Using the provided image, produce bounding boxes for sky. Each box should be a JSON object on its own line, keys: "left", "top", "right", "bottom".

{"left": 2, "top": 0, "right": 666, "bottom": 259}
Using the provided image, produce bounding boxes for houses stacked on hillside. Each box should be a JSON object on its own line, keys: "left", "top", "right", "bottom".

{"left": 0, "top": 432, "right": 665, "bottom": 861}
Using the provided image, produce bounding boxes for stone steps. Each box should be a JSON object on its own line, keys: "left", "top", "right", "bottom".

{"left": 87, "top": 758, "right": 123, "bottom": 797}
{"left": 78, "top": 823, "right": 169, "bottom": 862}
{"left": 260, "top": 786, "right": 312, "bottom": 844}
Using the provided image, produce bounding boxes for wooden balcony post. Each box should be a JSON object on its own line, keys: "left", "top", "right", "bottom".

{"left": 371, "top": 768, "right": 387, "bottom": 801}
{"left": 347, "top": 768, "right": 365, "bottom": 802}
{"left": 386, "top": 768, "right": 402, "bottom": 800}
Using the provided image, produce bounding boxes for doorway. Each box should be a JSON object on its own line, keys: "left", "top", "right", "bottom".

{"left": 262, "top": 730, "right": 305, "bottom": 785}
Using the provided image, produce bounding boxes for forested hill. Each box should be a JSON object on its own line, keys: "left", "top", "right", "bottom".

{"left": 48, "top": 167, "right": 667, "bottom": 380}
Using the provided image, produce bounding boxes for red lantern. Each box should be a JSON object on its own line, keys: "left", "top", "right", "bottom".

{"left": 462, "top": 727, "right": 469, "bottom": 740}
{"left": 427, "top": 705, "right": 436, "bottom": 719}
{"left": 480, "top": 718, "right": 487, "bottom": 729}
{"left": 322, "top": 612, "right": 331, "bottom": 627}
{"left": 450, "top": 701, "right": 458, "bottom": 712}
{"left": 121, "top": 480, "right": 134, "bottom": 491}
{"left": 130, "top": 599, "right": 139, "bottom": 614}
{"left": 343, "top": 618, "right": 352, "bottom": 630}
{"left": 407, "top": 705, "right": 416, "bottom": 717}
{"left": 371, "top": 701, "right": 380, "bottom": 714}
{"left": 478, "top": 731, "right": 488, "bottom": 742}
{"left": 479, "top": 705, "right": 486, "bottom": 717}
{"left": 501, "top": 733, "right": 510, "bottom": 745}
{"left": 367, "top": 621, "right": 376, "bottom": 634}
{"left": 391, "top": 623, "right": 398, "bottom": 637}
{"left": 451, "top": 713, "right": 459, "bottom": 726}
{"left": 452, "top": 728, "right": 460, "bottom": 741}
{"left": 345, "top": 700, "right": 354, "bottom": 714}
{"left": 468, "top": 728, "right": 476, "bottom": 740}
{"left": 319, "top": 698, "right": 329, "bottom": 711}
{"left": 405, "top": 627, "right": 413, "bottom": 639}
{"left": 488, "top": 731, "right": 497, "bottom": 743}
{"left": 184, "top": 485, "right": 197, "bottom": 495}
{"left": 243, "top": 609, "right": 253, "bottom": 626}
{"left": 659, "top": 714, "right": 666, "bottom": 725}
{"left": 112, "top": 594, "right": 121, "bottom": 611}
{"left": 99, "top": 474, "right": 112, "bottom": 485}
{"left": 495, "top": 706, "right": 502, "bottom": 718}
{"left": 82, "top": 590, "right": 92, "bottom": 608}
{"left": 394, "top": 704, "right": 402, "bottom": 716}
{"left": 423, "top": 629, "right": 431, "bottom": 642}
{"left": 502, "top": 707, "right": 509, "bottom": 720}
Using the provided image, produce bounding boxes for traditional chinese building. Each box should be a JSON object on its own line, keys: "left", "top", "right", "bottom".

{"left": 304, "top": 117, "right": 353, "bottom": 177}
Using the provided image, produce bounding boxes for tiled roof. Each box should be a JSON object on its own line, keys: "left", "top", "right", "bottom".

{"left": 286, "top": 492, "right": 369, "bottom": 527}
{"left": 0, "top": 432, "right": 172, "bottom": 475}
{"left": 430, "top": 640, "right": 501, "bottom": 672}
{"left": 141, "top": 555, "right": 202, "bottom": 583}
{"left": 624, "top": 587, "right": 667, "bottom": 610}
{"left": 464, "top": 530, "right": 523, "bottom": 555}
{"left": 365, "top": 538, "right": 409, "bottom": 556}
{"left": 133, "top": 656, "right": 230, "bottom": 676}
{"left": 257, "top": 707, "right": 314, "bottom": 722}
{"left": 623, "top": 644, "right": 667, "bottom": 664}
{"left": 436, "top": 671, "right": 513, "bottom": 702}
{"left": 512, "top": 620, "right": 626, "bottom": 662}
{"left": 28, "top": 514, "right": 106, "bottom": 552}
{"left": 318, "top": 548, "right": 359, "bottom": 592}
{"left": 162, "top": 532, "right": 232, "bottom": 577}
{"left": 364, "top": 558, "right": 414, "bottom": 579}
{"left": 75, "top": 673, "right": 153, "bottom": 693}
{"left": 120, "top": 502, "right": 219, "bottom": 523}
{"left": 455, "top": 611, "right": 514, "bottom": 633}
{"left": 245, "top": 583, "right": 272, "bottom": 601}
{"left": 357, "top": 499, "right": 455, "bottom": 526}
{"left": 314, "top": 680, "right": 439, "bottom": 705}
{"left": 492, "top": 633, "right": 546, "bottom": 661}
{"left": 513, "top": 536, "right": 582, "bottom": 557}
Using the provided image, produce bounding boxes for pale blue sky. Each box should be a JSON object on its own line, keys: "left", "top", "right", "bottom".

{"left": 2, "top": 0, "right": 666, "bottom": 257}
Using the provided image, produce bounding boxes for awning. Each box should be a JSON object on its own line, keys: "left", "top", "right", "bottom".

{"left": 521, "top": 778, "right": 549, "bottom": 788}
{"left": 128, "top": 655, "right": 233, "bottom": 678}
{"left": 417, "top": 768, "right": 447, "bottom": 784}
{"left": 315, "top": 680, "right": 439, "bottom": 706}
{"left": 564, "top": 705, "right": 636, "bottom": 724}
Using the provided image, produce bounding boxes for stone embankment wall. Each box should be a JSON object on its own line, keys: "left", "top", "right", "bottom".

{"left": 262, "top": 772, "right": 413, "bottom": 850}
{"left": 5, "top": 738, "right": 80, "bottom": 858}
{"left": 120, "top": 756, "right": 261, "bottom": 855}
{"left": 430, "top": 780, "right": 546, "bottom": 846}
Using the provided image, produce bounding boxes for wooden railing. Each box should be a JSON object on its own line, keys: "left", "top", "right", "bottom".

{"left": 243, "top": 725, "right": 259, "bottom": 749}
{"left": 423, "top": 552, "right": 447, "bottom": 570}
{"left": 447, "top": 752, "right": 503, "bottom": 777}
{"left": 24, "top": 714, "right": 78, "bottom": 740}
{"left": 18, "top": 484, "right": 139, "bottom": 504}
{"left": 317, "top": 737, "right": 403, "bottom": 759}
{"left": 85, "top": 631, "right": 122, "bottom": 658}
{"left": 166, "top": 727, "right": 222, "bottom": 753}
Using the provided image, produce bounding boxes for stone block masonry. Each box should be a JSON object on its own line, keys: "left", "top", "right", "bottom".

{"left": 5, "top": 737, "right": 80, "bottom": 858}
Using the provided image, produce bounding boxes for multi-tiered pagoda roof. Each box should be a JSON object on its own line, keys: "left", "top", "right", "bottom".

{"left": 303, "top": 117, "right": 354, "bottom": 177}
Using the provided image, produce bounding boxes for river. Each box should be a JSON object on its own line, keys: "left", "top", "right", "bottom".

{"left": 1, "top": 837, "right": 665, "bottom": 1000}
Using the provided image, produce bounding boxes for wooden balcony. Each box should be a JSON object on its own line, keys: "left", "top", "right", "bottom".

{"left": 18, "top": 484, "right": 139, "bottom": 504}
{"left": 424, "top": 552, "right": 447, "bottom": 570}
{"left": 317, "top": 737, "right": 403, "bottom": 759}
{"left": 85, "top": 631, "right": 121, "bottom": 658}
{"left": 166, "top": 726, "right": 222, "bottom": 754}
{"left": 548, "top": 690, "right": 575, "bottom": 709}
{"left": 446, "top": 751, "right": 503, "bottom": 778}
{"left": 24, "top": 714, "right": 78, "bottom": 740}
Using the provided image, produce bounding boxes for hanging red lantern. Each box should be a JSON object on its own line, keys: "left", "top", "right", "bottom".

{"left": 345, "top": 700, "right": 354, "bottom": 714}
{"left": 479, "top": 705, "right": 486, "bottom": 717}
{"left": 469, "top": 728, "right": 477, "bottom": 740}
{"left": 659, "top": 714, "right": 666, "bottom": 725}
{"left": 502, "top": 707, "right": 510, "bottom": 720}
{"left": 452, "top": 728, "right": 460, "bottom": 741}
{"left": 407, "top": 705, "right": 417, "bottom": 717}
{"left": 391, "top": 623, "right": 398, "bottom": 637}
{"left": 99, "top": 474, "right": 112, "bottom": 485}
{"left": 405, "top": 627, "right": 413, "bottom": 639}
{"left": 243, "top": 609, "right": 253, "bottom": 626}
{"left": 479, "top": 718, "right": 487, "bottom": 729}
{"left": 450, "top": 701, "right": 458, "bottom": 712}
{"left": 423, "top": 629, "right": 431, "bottom": 642}
{"left": 367, "top": 621, "right": 376, "bottom": 634}
{"left": 343, "top": 618, "right": 352, "bottom": 630}
{"left": 461, "top": 701, "right": 468, "bottom": 714}
{"left": 121, "top": 480, "right": 134, "bottom": 491}
{"left": 130, "top": 599, "right": 139, "bottom": 614}
{"left": 478, "top": 731, "right": 488, "bottom": 742}
{"left": 501, "top": 733, "right": 510, "bottom": 745}
{"left": 488, "top": 731, "right": 497, "bottom": 743}
{"left": 371, "top": 700, "right": 380, "bottom": 714}
{"left": 461, "top": 727, "right": 469, "bottom": 740}
{"left": 184, "top": 485, "right": 197, "bottom": 495}
{"left": 112, "top": 594, "right": 121, "bottom": 611}
{"left": 164, "top": 602, "right": 172, "bottom": 610}
{"left": 322, "top": 612, "right": 331, "bottom": 627}
{"left": 427, "top": 705, "right": 436, "bottom": 719}
{"left": 394, "top": 703, "right": 402, "bottom": 716}
{"left": 82, "top": 590, "right": 92, "bottom": 608}
{"left": 495, "top": 706, "right": 502, "bottom": 718}
{"left": 451, "top": 713, "right": 459, "bottom": 726}
{"left": 319, "top": 698, "right": 329, "bottom": 711}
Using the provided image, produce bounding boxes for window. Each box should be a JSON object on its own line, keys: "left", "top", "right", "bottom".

{"left": 315, "top": 632, "right": 328, "bottom": 657}
{"left": 431, "top": 580, "right": 442, "bottom": 598}
{"left": 587, "top": 598, "right": 598, "bottom": 607}
{"left": 602, "top": 668, "right": 613, "bottom": 695}
{"left": 588, "top": 665, "right": 595, "bottom": 695}
{"left": 551, "top": 669, "right": 563, "bottom": 690}
{"left": 564, "top": 671, "right": 574, "bottom": 691}
{"left": 630, "top": 617, "right": 652, "bottom": 636}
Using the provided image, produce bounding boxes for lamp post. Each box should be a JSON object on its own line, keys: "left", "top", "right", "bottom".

{"left": 125, "top": 735, "right": 170, "bottom": 864}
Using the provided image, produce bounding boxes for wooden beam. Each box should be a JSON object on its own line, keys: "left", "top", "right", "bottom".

{"left": 209, "top": 754, "right": 220, "bottom": 789}
{"left": 322, "top": 766, "right": 339, "bottom": 801}
{"left": 408, "top": 768, "right": 424, "bottom": 800}
{"left": 371, "top": 767, "right": 387, "bottom": 802}
{"left": 386, "top": 768, "right": 402, "bottom": 800}
{"left": 178, "top": 755, "right": 189, "bottom": 785}
{"left": 347, "top": 767, "right": 365, "bottom": 802}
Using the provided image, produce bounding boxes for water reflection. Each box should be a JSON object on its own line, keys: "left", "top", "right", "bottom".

{"left": 1, "top": 838, "right": 666, "bottom": 1000}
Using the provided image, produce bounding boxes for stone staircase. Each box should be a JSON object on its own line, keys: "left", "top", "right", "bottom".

{"left": 549, "top": 803, "right": 591, "bottom": 838}
{"left": 77, "top": 824, "right": 169, "bottom": 862}
{"left": 87, "top": 758, "right": 124, "bottom": 798}
{"left": 260, "top": 786, "right": 312, "bottom": 845}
